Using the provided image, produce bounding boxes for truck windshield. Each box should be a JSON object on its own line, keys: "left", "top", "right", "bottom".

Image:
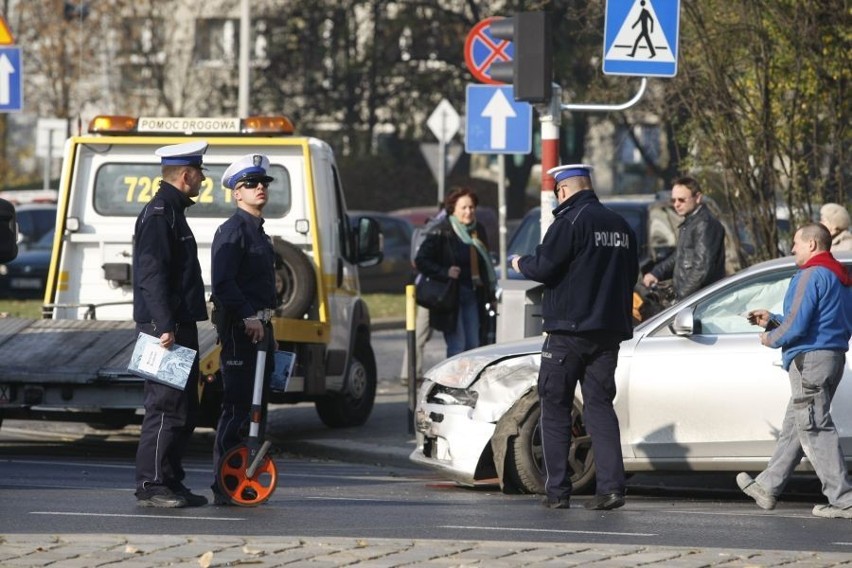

{"left": 93, "top": 163, "right": 292, "bottom": 218}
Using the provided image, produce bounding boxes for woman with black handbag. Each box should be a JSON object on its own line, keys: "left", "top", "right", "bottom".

{"left": 415, "top": 187, "right": 497, "bottom": 358}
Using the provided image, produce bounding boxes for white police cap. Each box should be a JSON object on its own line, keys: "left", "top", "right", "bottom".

{"left": 547, "top": 164, "right": 594, "bottom": 184}
{"left": 222, "top": 153, "right": 275, "bottom": 189}
{"left": 154, "top": 140, "right": 209, "bottom": 168}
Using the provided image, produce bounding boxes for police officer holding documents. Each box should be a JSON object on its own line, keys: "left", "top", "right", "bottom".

{"left": 210, "top": 154, "right": 278, "bottom": 505}
{"left": 511, "top": 165, "right": 638, "bottom": 510}
{"left": 133, "top": 140, "right": 209, "bottom": 508}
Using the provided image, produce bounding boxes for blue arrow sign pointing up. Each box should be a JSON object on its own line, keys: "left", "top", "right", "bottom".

{"left": 0, "top": 46, "right": 23, "bottom": 112}
{"left": 465, "top": 85, "right": 532, "bottom": 155}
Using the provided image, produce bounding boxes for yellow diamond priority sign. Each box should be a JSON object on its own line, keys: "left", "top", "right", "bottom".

{"left": 0, "top": 16, "right": 14, "bottom": 45}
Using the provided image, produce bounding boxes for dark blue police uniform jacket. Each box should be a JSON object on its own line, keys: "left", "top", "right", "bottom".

{"left": 132, "top": 182, "right": 207, "bottom": 332}
{"left": 211, "top": 209, "right": 277, "bottom": 319}
{"left": 518, "top": 190, "right": 638, "bottom": 340}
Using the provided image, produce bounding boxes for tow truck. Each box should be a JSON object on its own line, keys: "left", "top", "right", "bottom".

{"left": 0, "top": 115, "right": 383, "bottom": 430}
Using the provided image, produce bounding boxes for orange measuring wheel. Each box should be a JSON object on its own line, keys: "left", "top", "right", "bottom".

{"left": 217, "top": 445, "right": 278, "bottom": 507}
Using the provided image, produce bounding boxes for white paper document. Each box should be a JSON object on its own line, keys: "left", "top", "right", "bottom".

{"left": 128, "top": 332, "right": 197, "bottom": 390}
{"left": 270, "top": 351, "right": 297, "bottom": 392}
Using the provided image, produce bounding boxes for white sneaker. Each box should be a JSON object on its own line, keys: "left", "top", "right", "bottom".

{"left": 812, "top": 504, "right": 852, "bottom": 519}
{"left": 736, "top": 472, "right": 776, "bottom": 510}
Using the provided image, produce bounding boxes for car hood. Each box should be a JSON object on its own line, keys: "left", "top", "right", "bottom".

{"left": 7, "top": 248, "right": 51, "bottom": 266}
{"left": 425, "top": 336, "right": 542, "bottom": 389}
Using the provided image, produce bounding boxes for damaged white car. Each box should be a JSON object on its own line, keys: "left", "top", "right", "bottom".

{"left": 410, "top": 255, "right": 852, "bottom": 494}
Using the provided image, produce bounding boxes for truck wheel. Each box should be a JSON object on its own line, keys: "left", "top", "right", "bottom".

{"left": 315, "top": 336, "right": 376, "bottom": 428}
{"left": 505, "top": 397, "right": 596, "bottom": 495}
{"left": 273, "top": 237, "right": 316, "bottom": 318}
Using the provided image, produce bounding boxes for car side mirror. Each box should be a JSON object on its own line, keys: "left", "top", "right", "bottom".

{"left": 354, "top": 216, "right": 382, "bottom": 267}
{"left": 0, "top": 198, "right": 18, "bottom": 263}
{"left": 670, "top": 306, "right": 695, "bottom": 336}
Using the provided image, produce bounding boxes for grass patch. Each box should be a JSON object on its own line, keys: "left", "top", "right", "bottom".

{"left": 0, "top": 299, "right": 43, "bottom": 319}
{"left": 362, "top": 293, "right": 406, "bottom": 320}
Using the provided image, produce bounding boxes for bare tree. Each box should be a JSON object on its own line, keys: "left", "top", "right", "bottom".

{"left": 669, "top": 0, "right": 849, "bottom": 260}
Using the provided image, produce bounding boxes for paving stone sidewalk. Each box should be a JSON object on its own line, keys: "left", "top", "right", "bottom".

{"left": 1, "top": 534, "right": 850, "bottom": 567}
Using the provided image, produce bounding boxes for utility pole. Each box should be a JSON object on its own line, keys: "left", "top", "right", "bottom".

{"left": 1, "top": 0, "right": 10, "bottom": 190}
{"left": 238, "top": 0, "right": 249, "bottom": 116}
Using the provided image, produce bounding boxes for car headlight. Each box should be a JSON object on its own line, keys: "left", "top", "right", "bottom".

{"left": 426, "top": 384, "right": 479, "bottom": 407}
{"left": 0, "top": 264, "right": 7, "bottom": 276}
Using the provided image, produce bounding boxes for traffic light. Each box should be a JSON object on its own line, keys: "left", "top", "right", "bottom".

{"left": 489, "top": 11, "right": 552, "bottom": 103}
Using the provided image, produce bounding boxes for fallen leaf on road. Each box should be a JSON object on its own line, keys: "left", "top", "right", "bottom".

{"left": 242, "top": 545, "right": 262, "bottom": 555}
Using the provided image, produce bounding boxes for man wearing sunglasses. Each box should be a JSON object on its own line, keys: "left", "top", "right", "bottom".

{"left": 210, "top": 154, "right": 278, "bottom": 505}
{"left": 641, "top": 176, "right": 725, "bottom": 301}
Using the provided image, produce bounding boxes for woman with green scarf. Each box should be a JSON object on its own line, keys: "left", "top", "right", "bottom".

{"left": 415, "top": 188, "right": 497, "bottom": 357}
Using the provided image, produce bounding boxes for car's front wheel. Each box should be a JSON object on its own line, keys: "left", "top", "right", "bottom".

{"left": 504, "top": 394, "right": 596, "bottom": 495}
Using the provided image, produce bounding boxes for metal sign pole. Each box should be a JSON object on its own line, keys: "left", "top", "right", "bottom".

{"left": 497, "top": 155, "right": 507, "bottom": 275}
{"left": 437, "top": 137, "right": 446, "bottom": 206}
{"left": 43, "top": 130, "right": 52, "bottom": 190}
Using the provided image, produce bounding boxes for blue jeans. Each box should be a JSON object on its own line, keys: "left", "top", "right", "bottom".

{"left": 756, "top": 350, "right": 852, "bottom": 508}
{"left": 444, "top": 285, "right": 479, "bottom": 358}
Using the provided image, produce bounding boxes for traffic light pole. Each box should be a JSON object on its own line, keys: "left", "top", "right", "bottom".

{"left": 535, "top": 78, "right": 649, "bottom": 235}
{"left": 537, "top": 85, "right": 562, "bottom": 236}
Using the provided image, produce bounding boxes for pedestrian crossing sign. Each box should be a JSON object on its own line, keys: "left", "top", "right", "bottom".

{"left": 603, "top": 0, "right": 680, "bottom": 77}
{"left": 0, "top": 15, "right": 14, "bottom": 45}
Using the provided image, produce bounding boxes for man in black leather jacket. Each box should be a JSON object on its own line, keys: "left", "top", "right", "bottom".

{"left": 642, "top": 176, "right": 725, "bottom": 300}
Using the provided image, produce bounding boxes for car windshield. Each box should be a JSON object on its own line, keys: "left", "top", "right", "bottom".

{"left": 33, "top": 229, "right": 55, "bottom": 250}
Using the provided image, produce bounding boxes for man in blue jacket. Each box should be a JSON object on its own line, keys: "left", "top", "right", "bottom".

{"left": 739, "top": 223, "right": 852, "bottom": 519}
{"left": 511, "top": 165, "right": 638, "bottom": 510}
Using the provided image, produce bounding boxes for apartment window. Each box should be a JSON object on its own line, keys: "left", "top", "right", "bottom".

{"left": 196, "top": 18, "right": 238, "bottom": 65}
{"left": 122, "top": 17, "right": 165, "bottom": 65}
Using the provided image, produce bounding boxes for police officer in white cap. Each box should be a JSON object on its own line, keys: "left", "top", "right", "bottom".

{"left": 133, "top": 140, "right": 210, "bottom": 508}
{"left": 210, "top": 153, "right": 278, "bottom": 505}
{"left": 511, "top": 164, "right": 638, "bottom": 511}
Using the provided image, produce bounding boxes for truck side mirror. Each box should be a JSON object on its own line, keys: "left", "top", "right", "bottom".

{"left": 354, "top": 216, "right": 382, "bottom": 267}
{"left": 0, "top": 198, "right": 18, "bottom": 263}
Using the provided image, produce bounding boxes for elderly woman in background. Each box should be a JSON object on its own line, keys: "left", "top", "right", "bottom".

{"left": 820, "top": 203, "right": 852, "bottom": 252}
{"left": 416, "top": 187, "right": 497, "bottom": 358}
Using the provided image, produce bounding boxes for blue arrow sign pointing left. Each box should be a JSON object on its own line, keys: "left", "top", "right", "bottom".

{"left": 465, "top": 84, "right": 532, "bottom": 155}
{"left": 0, "top": 46, "right": 23, "bottom": 112}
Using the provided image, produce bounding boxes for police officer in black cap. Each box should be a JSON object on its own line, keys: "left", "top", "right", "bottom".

{"left": 210, "top": 153, "right": 278, "bottom": 505}
{"left": 133, "top": 140, "right": 210, "bottom": 508}
{"left": 511, "top": 165, "right": 638, "bottom": 511}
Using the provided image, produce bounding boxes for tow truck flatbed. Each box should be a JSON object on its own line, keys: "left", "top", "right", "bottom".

{"left": 0, "top": 317, "right": 218, "bottom": 384}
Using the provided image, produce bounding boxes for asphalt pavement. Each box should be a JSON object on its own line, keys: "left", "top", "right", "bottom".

{"left": 2, "top": 324, "right": 851, "bottom": 566}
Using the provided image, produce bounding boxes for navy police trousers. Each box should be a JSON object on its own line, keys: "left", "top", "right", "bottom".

{"left": 537, "top": 331, "right": 625, "bottom": 500}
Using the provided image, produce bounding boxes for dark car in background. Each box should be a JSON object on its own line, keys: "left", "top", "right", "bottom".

{"left": 0, "top": 228, "right": 53, "bottom": 298}
{"left": 15, "top": 203, "right": 57, "bottom": 251}
{"left": 350, "top": 211, "right": 414, "bottom": 294}
{"left": 504, "top": 195, "right": 662, "bottom": 279}
{"left": 504, "top": 194, "right": 745, "bottom": 280}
